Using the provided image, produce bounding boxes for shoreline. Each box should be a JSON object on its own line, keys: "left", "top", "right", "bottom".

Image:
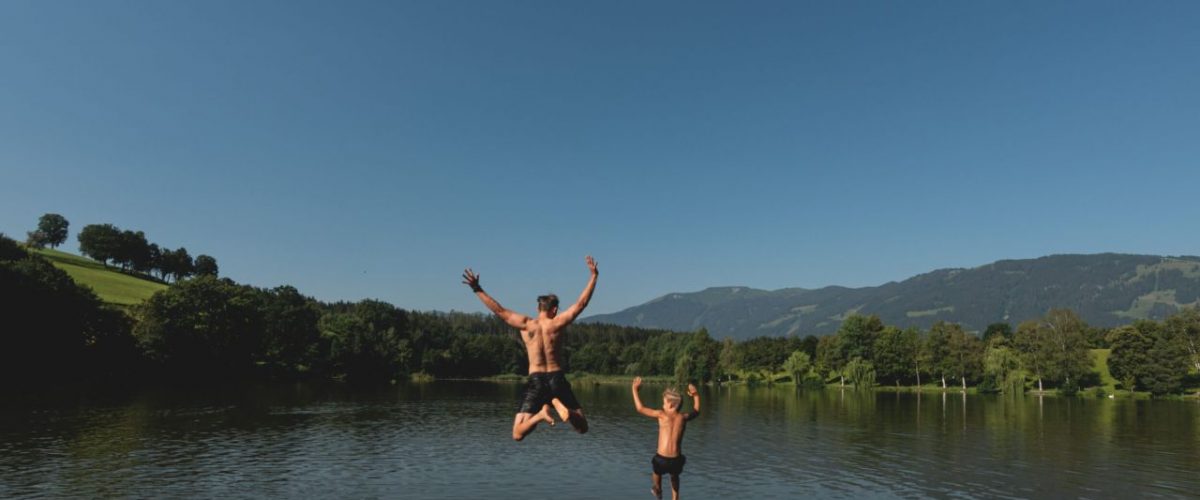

{"left": 460, "top": 373, "right": 1199, "bottom": 400}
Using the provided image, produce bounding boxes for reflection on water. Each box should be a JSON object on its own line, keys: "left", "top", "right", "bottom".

{"left": 1, "top": 383, "right": 1198, "bottom": 499}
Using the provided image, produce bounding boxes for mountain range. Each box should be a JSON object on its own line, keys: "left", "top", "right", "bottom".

{"left": 583, "top": 253, "right": 1200, "bottom": 340}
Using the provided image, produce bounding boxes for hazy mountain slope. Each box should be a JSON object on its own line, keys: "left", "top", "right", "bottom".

{"left": 584, "top": 254, "right": 1200, "bottom": 340}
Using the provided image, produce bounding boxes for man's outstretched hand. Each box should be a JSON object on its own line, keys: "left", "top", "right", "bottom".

{"left": 687, "top": 384, "right": 698, "bottom": 397}
{"left": 586, "top": 255, "right": 598, "bottom": 275}
{"left": 462, "top": 268, "right": 482, "bottom": 293}
{"left": 632, "top": 376, "right": 642, "bottom": 390}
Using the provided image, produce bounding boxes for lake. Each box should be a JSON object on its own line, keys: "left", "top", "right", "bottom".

{"left": 2, "top": 381, "right": 1198, "bottom": 499}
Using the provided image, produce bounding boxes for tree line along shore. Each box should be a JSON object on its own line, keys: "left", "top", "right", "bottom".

{"left": 3, "top": 214, "right": 1198, "bottom": 397}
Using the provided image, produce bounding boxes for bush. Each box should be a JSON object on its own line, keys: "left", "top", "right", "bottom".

{"left": 134, "top": 276, "right": 265, "bottom": 379}
{"left": 1060, "top": 379, "right": 1080, "bottom": 396}
{"left": 1077, "top": 371, "right": 1101, "bottom": 388}
{"left": 0, "top": 234, "right": 137, "bottom": 384}
{"left": 800, "top": 371, "right": 826, "bottom": 389}
{"left": 0, "top": 234, "right": 28, "bottom": 260}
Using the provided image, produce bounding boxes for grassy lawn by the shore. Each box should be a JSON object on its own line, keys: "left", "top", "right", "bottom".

{"left": 33, "top": 248, "right": 167, "bottom": 306}
{"left": 481, "top": 373, "right": 679, "bottom": 385}
{"left": 1091, "top": 348, "right": 1119, "bottom": 393}
{"left": 449, "top": 366, "right": 1198, "bottom": 398}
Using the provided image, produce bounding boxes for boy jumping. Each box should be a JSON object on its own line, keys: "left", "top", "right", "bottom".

{"left": 631, "top": 377, "right": 700, "bottom": 500}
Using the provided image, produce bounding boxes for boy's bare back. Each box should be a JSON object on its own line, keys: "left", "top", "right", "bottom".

{"left": 633, "top": 378, "right": 700, "bottom": 500}
{"left": 655, "top": 402, "right": 689, "bottom": 457}
{"left": 632, "top": 378, "right": 700, "bottom": 457}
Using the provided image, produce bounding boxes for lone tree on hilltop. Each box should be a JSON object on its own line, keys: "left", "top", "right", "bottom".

{"left": 194, "top": 254, "right": 218, "bottom": 277}
{"left": 26, "top": 213, "right": 69, "bottom": 249}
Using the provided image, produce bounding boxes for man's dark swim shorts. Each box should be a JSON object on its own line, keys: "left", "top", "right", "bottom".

{"left": 651, "top": 454, "right": 686, "bottom": 476}
{"left": 517, "top": 371, "right": 581, "bottom": 414}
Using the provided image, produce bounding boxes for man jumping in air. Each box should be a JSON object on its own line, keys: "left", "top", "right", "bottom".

{"left": 462, "top": 255, "right": 598, "bottom": 441}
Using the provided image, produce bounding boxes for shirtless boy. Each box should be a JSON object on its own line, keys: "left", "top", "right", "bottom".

{"left": 462, "top": 255, "right": 598, "bottom": 441}
{"left": 632, "top": 377, "right": 700, "bottom": 500}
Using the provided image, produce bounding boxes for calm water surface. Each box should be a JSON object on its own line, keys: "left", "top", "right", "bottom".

{"left": 2, "top": 381, "right": 1198, "bottom": 499}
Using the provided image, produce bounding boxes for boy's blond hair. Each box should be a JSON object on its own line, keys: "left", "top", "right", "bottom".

{"left": 662, "top": 387, "right": 682, "bottom": 409}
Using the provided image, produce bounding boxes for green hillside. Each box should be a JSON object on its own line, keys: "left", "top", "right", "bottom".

{"left": 586, "top": 253, "right": 1200, "bottom": 340}
{"left": 33, "top": 248, "right": 167, "bottom": 306}
{"left": 1091, "top": 348, "right": 1118, "bottom": 393}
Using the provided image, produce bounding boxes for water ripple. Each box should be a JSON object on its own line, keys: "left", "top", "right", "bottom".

{"left": 2, "top": 384, "right": 1198, "bottom": 499}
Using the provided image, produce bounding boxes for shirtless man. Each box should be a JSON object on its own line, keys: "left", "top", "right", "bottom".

{"left": 462, "top": 255, "right": 598, "bottom": 441}
{"left": 632, "top": 377, "right": 700, "bottom": 500}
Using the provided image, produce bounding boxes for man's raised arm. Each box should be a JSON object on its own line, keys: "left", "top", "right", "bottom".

{"left": 554, "top": 255, "right": 599, "bottom": 326}
{"left": 462, "top": 268, "right": 530, "bottom": 329}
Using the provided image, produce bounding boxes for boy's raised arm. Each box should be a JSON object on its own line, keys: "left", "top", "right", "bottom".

{"left": 685, "top": 383, "right": 701, "bottom": 421}
{"left": 631, "top": 377, "right": 659, "bottom": 418}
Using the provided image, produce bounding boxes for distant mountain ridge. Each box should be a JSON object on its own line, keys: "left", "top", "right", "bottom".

{"left": 583, "top": 253, "right": 1200, "bottom": 340}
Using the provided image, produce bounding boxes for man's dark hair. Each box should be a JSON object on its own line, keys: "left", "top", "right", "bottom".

{"left": 537, "top": 294, "right": 559, "bottom": 312}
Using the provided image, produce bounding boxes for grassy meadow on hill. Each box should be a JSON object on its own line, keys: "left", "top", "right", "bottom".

{"left": 33, "top": 248, "right": 166, "bottom": 306}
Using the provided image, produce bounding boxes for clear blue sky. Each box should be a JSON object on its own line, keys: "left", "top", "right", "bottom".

{"left": 3, "top": 1, "right": 1199, "bottom": 315}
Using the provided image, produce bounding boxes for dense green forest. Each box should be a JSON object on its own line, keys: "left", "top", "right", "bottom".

{"left": 2, "top": 230, "right": 1198, "bottom": 396}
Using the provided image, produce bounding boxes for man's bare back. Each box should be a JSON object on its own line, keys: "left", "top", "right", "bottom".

{"left": 519, "top": 317, "right": 567, "bottom": 374}
{"left": 463, "top": 256, "right": 598, "bottom": 440}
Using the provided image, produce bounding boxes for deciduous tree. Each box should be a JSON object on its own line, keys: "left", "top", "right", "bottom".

{"left": 318, "top": 299, "right": 412, "bottom": 383}
{"left": 30, "top": 213, "right": 69, "bottom": 248}
{"left": 923, "top": 321, "right": 955, "bottom": 389}
{"left": 133, "top": 276, "right": 264, "bottom": 378}
{"left": 816, "top": 334, "right": 845, "bottom": 386}
{"left": 1014, "top": 320, "right": 1049, "bottom": 392}
{"left": 873, "top": 326, "right": 917, "bottom": 387}
{"left": 195, "top": 254, "right": 219, "bottom": 277}
{"left": 1164, "top": 307, "right": 1200, "bottom": 372}
{"left": 946, "top": 325, "right": 984, "bottom": 391}
{"left": 77, "top": 223, "right": 122, "bottom": 267}
{"left": 1039, "top": 309, "right": 1091, "bottom": 390}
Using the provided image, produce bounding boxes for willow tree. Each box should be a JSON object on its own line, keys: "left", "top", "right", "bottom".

{"left": 983, "top": 337, "right": 1024, "bottom": 394}
{"left": 783, "top": 350, "right": 813, "bottom": 386}
{"left": 845, "top": 357, "right": 876, "bottom": 390}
